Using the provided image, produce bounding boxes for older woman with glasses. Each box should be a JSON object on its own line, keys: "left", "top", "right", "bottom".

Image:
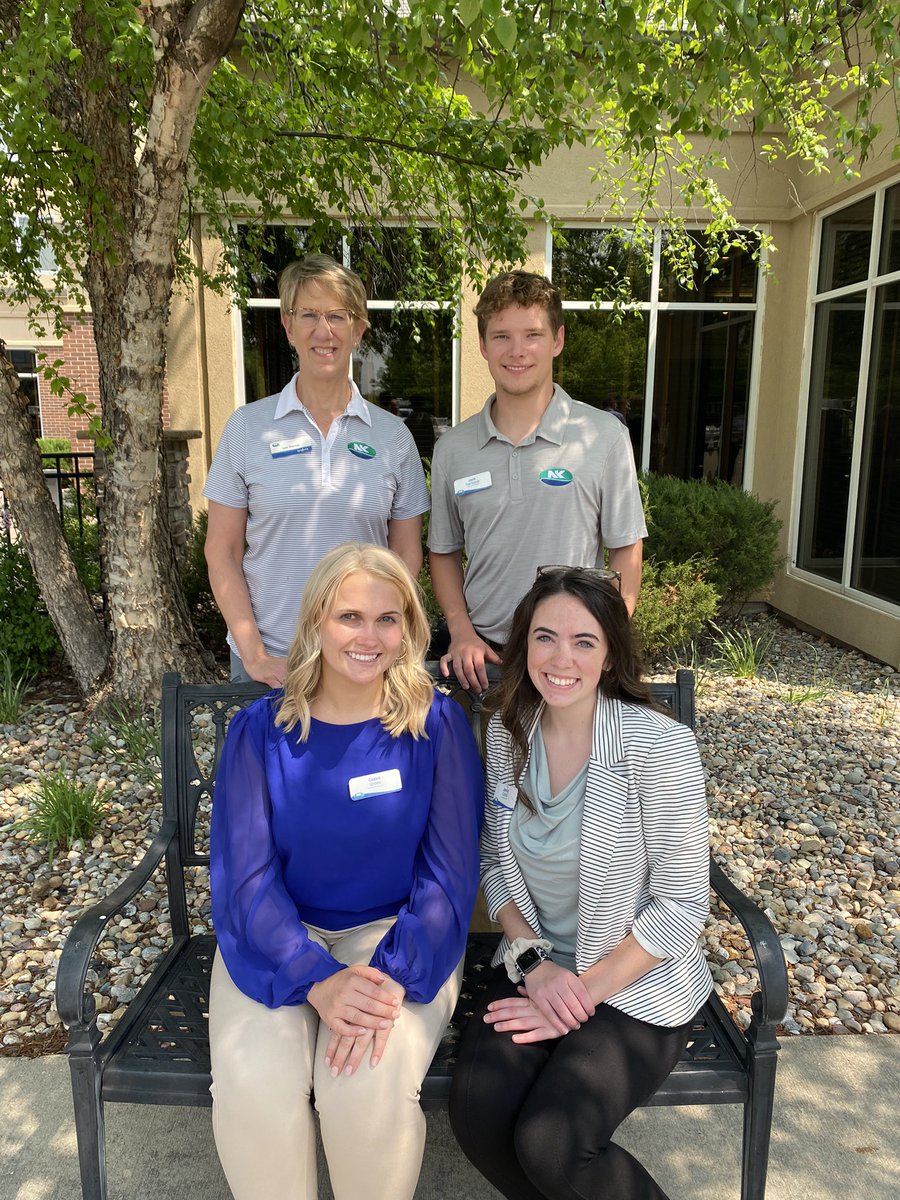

{"left": 449, "top": 565, "right": 713, "bottom": 1200}
{"left": 204, "top": 253, "right": 430, "bottom": 686}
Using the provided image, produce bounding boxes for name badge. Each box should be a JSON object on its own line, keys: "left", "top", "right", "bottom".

{"left": 490, "top": 783, "right": 517, "bottom": 810}
{"left": 348, "top": 768, "right": 403, "bottom": 801}
{"left": 454, "top": 471, "right": 492, "bottom": 496}
{"left": 270, "top": 435, "right": 313, "bottom": 458}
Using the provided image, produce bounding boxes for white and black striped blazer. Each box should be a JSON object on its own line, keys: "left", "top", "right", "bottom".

{"left": 482, "top": 692, "right": 714, "bottom": 1026}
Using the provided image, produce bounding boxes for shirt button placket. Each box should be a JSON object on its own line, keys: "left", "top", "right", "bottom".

{"left": 509, "top": 448, "right": 523, "bottom": 502}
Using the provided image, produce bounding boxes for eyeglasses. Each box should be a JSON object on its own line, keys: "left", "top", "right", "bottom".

{"left": 536, "top": 564, "right": 622, "bottom": 585}
{"left": 288, "top": 307, "right": 355, "bottom": 331}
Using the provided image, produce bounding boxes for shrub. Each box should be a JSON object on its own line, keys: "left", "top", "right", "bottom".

{"left": 16, "top": 771, "right": 107, "bottom": 863}
{"left": 0, "top": 537, "right": 60, "bottom": 677}
{"left": 641, "top": 473, "right": 784, "bottom": 607}
{"left": 36, "top": 436, "right": 72, "bottom": 455}
{"left": 180, "top": 510, "right": 227, "bottom": 650}
{"left": 633, "top": 559, "right": 720, "bottom": 658}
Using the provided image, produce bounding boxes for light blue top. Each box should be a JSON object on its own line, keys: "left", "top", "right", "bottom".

{"left": 509, "top": 726, "right": 588, "bottom": 973}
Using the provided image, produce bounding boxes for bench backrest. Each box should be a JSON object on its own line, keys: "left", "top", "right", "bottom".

{"left": 157, "top": 668, "right": 695, "bottom": 936}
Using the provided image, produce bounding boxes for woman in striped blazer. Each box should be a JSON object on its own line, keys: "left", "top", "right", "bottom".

{"left": 449, "top": 566, "right": 713, "bottom": 1200}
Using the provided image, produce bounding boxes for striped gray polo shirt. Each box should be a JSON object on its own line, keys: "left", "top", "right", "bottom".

{"left": 204, "top": 376, "right": 430, "bottom": 657}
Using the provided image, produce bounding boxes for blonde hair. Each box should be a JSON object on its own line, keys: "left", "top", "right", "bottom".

{"left": 278, "top": 253, "right": 369, "bottom": 326}
{"left": 276, "top": 543, "right": 433, "bottom": 741}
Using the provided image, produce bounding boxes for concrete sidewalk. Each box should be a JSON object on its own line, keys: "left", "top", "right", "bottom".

{"left": 1, "top": 1036, "right": 897, "bottom": 1200}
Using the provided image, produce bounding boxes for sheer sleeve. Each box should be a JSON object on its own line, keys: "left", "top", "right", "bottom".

{"left": 369, "top": 696, "right": 484, "bottom": 1002}
{"left": 210, "top": 704, "right": 344, "bottom": 1007}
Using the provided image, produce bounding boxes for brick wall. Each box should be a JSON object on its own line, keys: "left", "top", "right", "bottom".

{"left": 34, "top": 315, "right": 171, "bottom": 444}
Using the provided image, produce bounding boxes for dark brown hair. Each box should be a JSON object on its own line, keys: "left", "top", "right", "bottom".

{"left": 474, "top": 271, "right": 564, "bottom": 338}
{"left": 498, "top": 570, "right": 657, "bottom": 793}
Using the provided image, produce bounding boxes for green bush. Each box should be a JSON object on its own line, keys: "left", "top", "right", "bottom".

{"left": 36, "top": 436, "right": 72, "bottom": 455}
{"left": 641, "top": 473, "right": 784, "bottom": 607}
{"left": 0, "top": 537, "right": 60, "bottom": 677}
{"left": 62, "top": 485, "right": 102, "bottom": 597}
{"left": 633, "top": 560, "right": 720, "bottom": 658}
{"left": 180, "top": 510, "right": 227, "bottom": 649}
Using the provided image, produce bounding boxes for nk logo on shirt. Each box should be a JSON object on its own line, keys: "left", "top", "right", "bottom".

{"left": 540, "top": 468, "right": 573, "bottom": 486}
{"left": 348, "top": 441, "right": 377, "bottom": 460}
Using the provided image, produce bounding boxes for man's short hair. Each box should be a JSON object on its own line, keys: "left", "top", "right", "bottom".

{"left": 474, "top": 271, "right": 564, "bottom": 338}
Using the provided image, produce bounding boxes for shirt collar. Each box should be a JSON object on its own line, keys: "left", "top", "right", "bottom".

{"left": 273, "top": 373, "right": 372, "bottom": 427}
{"left": 476, "top": 384, "right": 571, "bottom": 449}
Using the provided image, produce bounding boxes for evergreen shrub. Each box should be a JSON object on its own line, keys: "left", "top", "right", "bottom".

{"left": 641, "top": 473, "right": 783, "bottom": 607}
{"left": 0, "top": 537, "right": 60, "bottom": 677}
{"left": 632, "top": 560, "right": 720, "bottom": 658}
{"left": 180, "top": 510, "right": 227, "bottom": 649}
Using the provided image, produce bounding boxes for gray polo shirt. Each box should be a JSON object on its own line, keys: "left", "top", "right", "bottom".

{"left": 428, "top": 385, "right": 646, "bottom": 644}
{"left": 204, "top": 376, "right": 430, "bottom": 657}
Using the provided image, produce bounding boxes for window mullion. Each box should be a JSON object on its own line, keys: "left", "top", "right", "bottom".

{"left": 841, "top": 279, "right": 878, "bottom": 590}
{"left": 641, "top": 229, "right": 663, "bottom": 473}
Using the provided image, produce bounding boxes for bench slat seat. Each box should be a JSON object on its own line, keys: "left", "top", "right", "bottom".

{"left": 57, "top": 670, "right": 788, "bottom": 1200}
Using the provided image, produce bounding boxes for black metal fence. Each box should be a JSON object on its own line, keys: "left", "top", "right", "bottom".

{"left": 1, "top": 451, "right": 97, "bottom": 546}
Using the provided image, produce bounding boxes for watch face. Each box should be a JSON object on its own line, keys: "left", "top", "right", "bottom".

{"left": 516, "top": 947, "right": 543, "bottom": 974}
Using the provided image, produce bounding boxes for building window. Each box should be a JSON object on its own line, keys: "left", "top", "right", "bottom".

{"left": 550, "top": 227, "right": 761, "bottom": 484}
{"left": 239, "top": 225, "right": 456, "bottom": 456}
{"left": 8, "top": 350, "right": 42, "bottom": 438}
{"left": 796, "top": 181, "right": 900, "bottom": 608}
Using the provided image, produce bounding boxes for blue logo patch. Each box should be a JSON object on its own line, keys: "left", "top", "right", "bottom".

{"left": 540, "top": 468, "right": 573, "bottom": 486}
{"left": 347, "top": 441, "right": 377, "bottom": 460}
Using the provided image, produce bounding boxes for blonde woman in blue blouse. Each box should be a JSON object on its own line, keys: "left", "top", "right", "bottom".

{"left": 209, "top": 542, "right": 483, "bottom": 1200}
{"left": 449, "top": 567, "right": 713, "bottom": 1200}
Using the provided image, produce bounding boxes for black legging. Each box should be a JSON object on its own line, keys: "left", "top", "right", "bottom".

{"left": 449, "top": 969, "right": 692, "bottom": 1200}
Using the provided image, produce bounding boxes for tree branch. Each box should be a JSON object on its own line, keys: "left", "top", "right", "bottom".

{"left": 272, "top": 129, "right": 516, "bottom": 176}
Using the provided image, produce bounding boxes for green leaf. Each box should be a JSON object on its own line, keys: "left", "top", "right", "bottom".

{"left": 494, "top": 14, "right": 517, "bottom": 50}
{"left": 459, "top": 0, "right": 482, "bottom": 28}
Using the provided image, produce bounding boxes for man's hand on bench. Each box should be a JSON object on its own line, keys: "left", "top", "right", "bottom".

{"left": 440, "top": 633, "right": 502, "bottom": 692}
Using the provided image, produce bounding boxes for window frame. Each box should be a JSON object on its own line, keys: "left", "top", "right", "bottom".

{"left": 546, "top": 223, "right": 766, "bottom": 487}
{"left": 790, "top": 179, "right": 900, "bottom": 617}
{"left": 232, "top": 221, "right": 461, "bottom": 423}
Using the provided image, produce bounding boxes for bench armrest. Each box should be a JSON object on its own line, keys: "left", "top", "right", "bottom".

{"left": 709, "top": 856, "right": 789, "bottom": 1035}
{"left": 56, "top": 818, "right": 178, "bottom": 1029}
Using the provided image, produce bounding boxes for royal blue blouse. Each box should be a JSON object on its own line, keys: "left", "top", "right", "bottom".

{"left": 210, "top": 689, "right": 484, "bottom": 1008}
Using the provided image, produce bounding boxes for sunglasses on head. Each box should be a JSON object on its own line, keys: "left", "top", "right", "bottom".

{"left": 535, "top": 564, "right": 622, "bottom": 586}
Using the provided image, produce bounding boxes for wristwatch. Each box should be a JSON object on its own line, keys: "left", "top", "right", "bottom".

{"left": 515, "top": 944, "right": 552, "bottom": 979}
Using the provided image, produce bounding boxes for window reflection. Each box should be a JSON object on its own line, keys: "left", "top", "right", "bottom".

{"left": 553, "top": 311, "right": 647, "bottom": 457}
{"left": 353, "top": 311, "right": 453, "bottom": 456}
{"left": 553, "top": 229, "right": 651, "bottom": 302}
{"left": 658, "top": 232, "right": 759, "bottom": 303}
{"left": 817, "top": 196, "right": 875, "bottom": 293}
{"left": 797, "top": 297, "right": 865, "bottom": 581}
{"left": 853, "top": 280, "right": 900, "bottom": 604}
{"left": 650, "top": 311, "right": 752, "bottom": 483}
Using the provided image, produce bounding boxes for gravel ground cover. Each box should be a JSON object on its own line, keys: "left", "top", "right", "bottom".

{"left": 0, "top": 613, "right": 897, "bottom": 1052}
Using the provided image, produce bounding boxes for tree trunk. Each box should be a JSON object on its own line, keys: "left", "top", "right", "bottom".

{"left": 66, "top": 0, "right": 245, "bottom": 702}
{"left": 96, "top": 0, "right": 245, "bottom": 700}
{"left": 0, "top": 348, "right": 109, "bottom": 693}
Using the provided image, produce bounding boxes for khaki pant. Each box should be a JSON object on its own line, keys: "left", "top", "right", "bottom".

{"left": 209, "top": 917, "right": 462, "bottom": 1200}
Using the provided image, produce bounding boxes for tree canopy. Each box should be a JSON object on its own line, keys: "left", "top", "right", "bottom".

{"left": 0, "top": 0, "right": 897, "bottom": 699}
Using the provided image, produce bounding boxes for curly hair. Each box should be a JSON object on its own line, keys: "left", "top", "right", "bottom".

{"left": 497, "top": 569, "right": 656, "bottom": 797}
{"left": 276, "top": 543, "right": 433, "bottom": 741}
{"left": 474, "top": 271, "right": 564, "bottom": 338}
{"left": 277, "top": 253, "right": 369, "bottom": 326}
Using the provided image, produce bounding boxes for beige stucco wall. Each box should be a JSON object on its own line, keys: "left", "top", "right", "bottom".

{"left": 166, "top": 223, "right": 241, "bottom": 511}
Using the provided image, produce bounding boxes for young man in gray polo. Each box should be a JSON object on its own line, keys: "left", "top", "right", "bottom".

{"left": 428, "top": 271, "right": 646, "bottom": 691}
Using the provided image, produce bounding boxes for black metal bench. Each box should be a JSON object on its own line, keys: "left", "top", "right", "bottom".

{"left": 57, "top": 668, "right": 788, "bottom": 1200}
